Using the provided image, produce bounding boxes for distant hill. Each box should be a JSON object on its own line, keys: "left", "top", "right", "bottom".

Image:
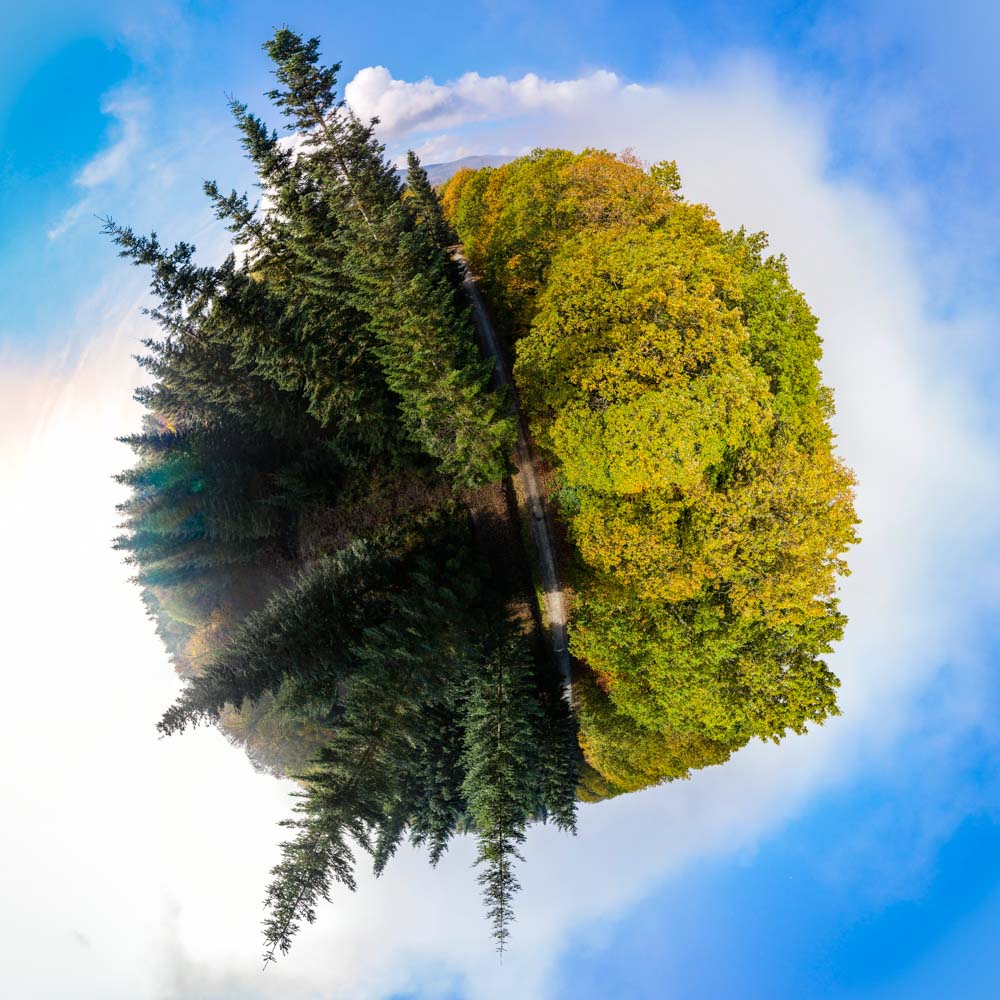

{"left": 397, "top": 154, "right": 514, "bottom": 188}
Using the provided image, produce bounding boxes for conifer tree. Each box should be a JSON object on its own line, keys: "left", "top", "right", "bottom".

{"left": 407, "top": 694, "right": 469, "bottom": 865}
{"left": 405, "top": 150, "right": 457, "bottom": 253}
{"left": 263, "top": 734, "right": 388, "bottom": 964}
{"left": 534, "top": 692, "right": 581, "bottom": 833}
{"left": 158, "top": 510, "right": 483, "bottom": 736}
{"left": 106, "top": 217, "right": 392, "bottom": 463}
{"left": 461, "top": 634, "right": 545, "bottom": 953}
{"left": 113, "top": 414, "right": 302, "bottom": 626}
{"left": 240, "top": 28, "right": 516, "bottom": 486}
{"left": 157, "top": 540, "right": 388, "bottom": 735}
{"left": 109, "top": 27, "right": 589, "bottom": 961}
{"left": 218, "top": 692, "right": 337, "bottom": 777}
{"left": 362, "top": 204, "right": 513, "bottom": 486}
{"left": 110, "top": 27, "right": 516, "bottom": 491}
{"left": 260, "top": 522, "right": 488, "bottom": 960}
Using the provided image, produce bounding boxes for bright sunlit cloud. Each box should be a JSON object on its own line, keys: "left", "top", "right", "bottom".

{"left": 345, "top": 66, "right": 625, "bottom": 139}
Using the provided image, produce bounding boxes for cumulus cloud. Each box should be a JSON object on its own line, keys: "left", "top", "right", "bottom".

{"left": 345, "top": 65, "right": 624, "bottom": 138}
{"left": 7, "top": 55, "right": 1000, "bottom": 1000}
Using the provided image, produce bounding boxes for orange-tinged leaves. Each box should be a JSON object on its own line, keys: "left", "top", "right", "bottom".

{"left": 450, "top": 148, "right": 859, "bottom": 786}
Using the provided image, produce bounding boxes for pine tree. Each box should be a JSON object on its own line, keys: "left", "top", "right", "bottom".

{"left": 106, "top": 217, "right": 390, "bottom": 462}
{"left": 260, "top": 516, "right": 488, "bottom": 961}
{"left": 461, "top": 634, "right": 545, "bottom": 953}
{"left": 534, "top": 691, "right": 581, "bottom": 832}
{"left": 405, "top": 150, "right": 457, "bottom": 253}
{"left": 113, "top": 414, "right": 302, "bottom": 633}
{"left": 108, "top": 26, "right": 589, "bottom": 963}
{"left": 248, "top": 29, "right": 516, "bottom": 486}
{"left": 157, "top": 538, "right": 378, "bottom": 734}
{"left": 110, "top": 28, "right": 516, "bottom": 492}
{"left": 407, "top": 692, "right": 469, "bottom": 865}
{"left": 362, "top": 208, "right": 514, "bottom": 486}
{"left": 218, "top": 692, "right": 337, "bottom": 777}
{"left": 158, "top": 510, "right": 481, "bottom": 735}
{"left": 263, "top": 732, "right": 388, "bottom": 964}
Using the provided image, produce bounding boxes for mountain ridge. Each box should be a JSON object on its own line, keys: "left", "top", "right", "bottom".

{"left": 397, "top": 154, "right": 514, "bottom": 187}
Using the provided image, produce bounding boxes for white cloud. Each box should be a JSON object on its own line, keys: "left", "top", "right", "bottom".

{"left": 7, "top": 55, "right": 1000, "bottom": 999}
{"left": 48, "top": 89, "right": 148, "bottom": 240}
{"left": 77, "top": 91, "right": 148, "bottom": 188}
{"left": 345, "top": 65, "right": 623, "bottom": 138}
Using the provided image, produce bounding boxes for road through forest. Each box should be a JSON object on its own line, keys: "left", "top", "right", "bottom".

{"left": 455, "top": 251, "right": 574, "bottom": 703}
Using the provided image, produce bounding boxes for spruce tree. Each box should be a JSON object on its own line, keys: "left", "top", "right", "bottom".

{"left": 109, "top": 26, "right": 588, "bottom": 963}
{"left": 247, "top": 28, "right": 516, "bottom": 486}
{"left": 158, "top": 510, "right": 483, "bottom": 735}
{"left": 407, "top": 693, "right": 470, "bottom": 865}
{"left": 534, "top": 692, "right": 581, "bottom": 832}
{"left": 263, "top": 737, "right": 387, "bottom": 964}
{"left": 461, "top": 634, "right": 545, "bottom": 953}
{"left": 261, "top": 518, "right": 488, "bottom": 960}
{"left": 405, "top": 150, "right": 457, "bottom": 254}
{"left": 157, "top": 539, "right": 390, "bottom": 735}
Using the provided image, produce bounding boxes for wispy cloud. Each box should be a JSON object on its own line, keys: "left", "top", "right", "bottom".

{"left": 48, "top": 88, "right": 148, "bottom": 240}
{"left": 75, "top": 90, "right": 147, "bottom": 188}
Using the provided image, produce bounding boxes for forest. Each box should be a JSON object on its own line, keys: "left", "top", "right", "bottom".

{"left": 112, "top": 28, "right": 858, "bottom": 959}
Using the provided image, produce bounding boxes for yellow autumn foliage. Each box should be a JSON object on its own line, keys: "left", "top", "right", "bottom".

{"left": 446, "top": 149, "right": 859, "bottom": 791}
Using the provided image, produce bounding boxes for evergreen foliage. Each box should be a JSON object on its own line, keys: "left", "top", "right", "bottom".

{"left": 110, "top": 29, "right": 572, "bottom": 958}
{"left": 461, "top": 635, "right": 544, "bottom": 953}
{"left": 217, "top": 28, "right": 515, "bottom": 485}
{"left": 406, "top": 698, "right": 469, "bottom": 866}
{"left": 405, "top": 150, "right": 458, "bottom": 252}
{"left": 534, "top": 691, "right": 582, "bottom": 832}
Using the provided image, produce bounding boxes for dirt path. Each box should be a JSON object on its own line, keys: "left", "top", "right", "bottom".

{"left": 455, "top": 252, "right": 573, "bottom": 703}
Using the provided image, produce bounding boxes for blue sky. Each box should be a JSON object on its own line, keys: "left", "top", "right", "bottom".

{"left": 3, "top": 2, "right": 1000, "bottom": 998}
{"left": 5, "top": 0, "right": 997, "bottom": 342}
